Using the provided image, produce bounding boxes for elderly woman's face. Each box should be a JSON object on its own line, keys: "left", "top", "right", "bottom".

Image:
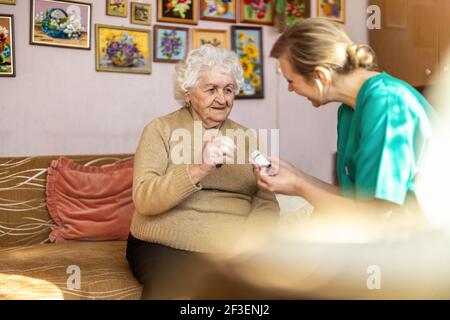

{"left": 187, "top": 67, "right": 235, "bottom": 129}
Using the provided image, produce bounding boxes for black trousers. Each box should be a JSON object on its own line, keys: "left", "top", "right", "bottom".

{"left": 126, "top": 234, "right": 285, "bottom": 300}
{"left": 126, "top": 234, "right": 220, "bottom": 299}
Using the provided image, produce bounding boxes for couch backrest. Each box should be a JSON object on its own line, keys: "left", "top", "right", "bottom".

{"left": 0, "top": 154, "right": 133, "bottom": 247}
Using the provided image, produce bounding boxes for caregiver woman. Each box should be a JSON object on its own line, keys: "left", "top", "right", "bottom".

{"left": 253, "top": 18, "right": 436, "bottom": 218}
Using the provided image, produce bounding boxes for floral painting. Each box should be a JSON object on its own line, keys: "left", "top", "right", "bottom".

{"left": 231, "top": 26, "right": 264, "bottom": 99}
{"left": 0, "top": 14, "right": 15, "bottom": 77}
{"left": 274, "top": 0, "right": 310, "bottom": 32}
{"left": 153, "top": 25, "right": 189, "bottom": 63}
{"left": 157, "top": 0, "right": 198, "bottom": 25}
{"left": 131, "top": 2, "right": 151, "bottom": 25}
{"left": 30, "top": 0, "right": 91, "bottom": 50}
{"left": 106, "top": 0, "right": 128, "bottom": 17}
{"left": 200, "top": 0, "right": 236, "bottom": 23}
{"left": 96, "top": 24, "right": 151, "bottom": 74}
{"left": 240, "top": 0, "right": 274, "bottom": 25}
{"left": 317, "top": 0, "right": 345, "bottom": 23}
{"left": 192, "top": 28, "right": 229, "bottom": 49}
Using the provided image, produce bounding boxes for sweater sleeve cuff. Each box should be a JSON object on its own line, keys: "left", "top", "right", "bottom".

{"left": 171, "top": 165, "right": 202, "bottom": 198}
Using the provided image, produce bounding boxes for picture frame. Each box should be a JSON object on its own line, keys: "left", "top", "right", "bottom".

{"left": 192, "top": 28, "right": 229, "bottom": 49}
{"left": 0, "top": 14, "right": 15, "bottom": 77}
{"left": 157, "top": 0, "right": 198, "bottom": 25}
{"left": 231, "top": 26, "right": 264, "bottom": 99}
{"left": 0, "top": 0, "right": 16, "bottom": 5}
{"left": 317, "top": 0, "right": 345, "bottom": 23}
{"left": 200, "top": 0, "right": 237, "bottom": 23}
{"left": 131, "top": 2, "right": 151, "bottom": 25}
{"left": 95, "top": 24, "right": 151, "bottom": 74}
{"left": 285, "top": 0, "right": 310, "bottom": 28}
{"left": 30, "top": 0, "right": 92, "bottom": 50}
{"left": 106, "top": 0, "right": 128, "bottom": 18}
{"left": 153, "top": 25, "right": 189, "bottom": 63}
{"left": 240, "top": 0, "right": 274, "bottom": 26}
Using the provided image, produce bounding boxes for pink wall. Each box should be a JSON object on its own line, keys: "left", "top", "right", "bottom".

{"left": 0, "top": 0, "right": 368, "bottom": 183}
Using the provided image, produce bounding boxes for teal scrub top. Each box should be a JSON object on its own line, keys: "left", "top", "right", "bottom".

{"left": 337, "top": 72, "right": 436, "bottom": 205}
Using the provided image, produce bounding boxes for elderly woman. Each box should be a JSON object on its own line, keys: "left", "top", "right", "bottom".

{"left": 126, "top": 45, "right": 280, "bottom": 300}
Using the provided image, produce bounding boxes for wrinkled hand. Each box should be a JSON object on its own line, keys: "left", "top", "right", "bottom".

{"left": 250, "top": 157, "right": 303, "bottom": 196}
{"left": 203, "top": 136, "right": 236, "bottom": 166}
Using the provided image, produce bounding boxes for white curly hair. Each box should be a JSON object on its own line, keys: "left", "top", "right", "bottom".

{"left": 174, "top": 44, "right": 244, "bottom": 103}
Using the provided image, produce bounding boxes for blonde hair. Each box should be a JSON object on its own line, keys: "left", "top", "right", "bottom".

{"left": 174, "top": 45, "right": 244, "bottom": 102}
{"left": 270, "top": 18, "right": 377, "bottom": 78}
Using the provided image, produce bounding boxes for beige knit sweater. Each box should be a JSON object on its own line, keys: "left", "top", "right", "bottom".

{"left": 130, "top": 107, "right": 280, "bottom": 253}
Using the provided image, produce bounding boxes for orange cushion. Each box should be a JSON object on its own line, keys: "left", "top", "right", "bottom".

{"left": 46, "top": 157, "right": 135, "bottom": 243}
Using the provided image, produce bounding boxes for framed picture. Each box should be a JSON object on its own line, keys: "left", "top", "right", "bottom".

{"left": 192, "top": 28, "right": 229, "bottom": 49}
{"left": 131, "top": 2, "right": 151, "bottom": 25}
{"left": 106, "top": 0, "right": 128, "bottom": 17}
{"left": 231, "top": 26, "right": 264, "bottom": 99}
{"left": 157, "top": 0, "right": 198, "bottom": 25}
{"left": 30, "top": 0, "right": 92, "bottom": 50}
{"left": 317, "top": 0, "right": 345, "bottom": 23}
{"left": 96, "top": 24, "right": 151, "bottom": 74}
{"left": 153, "top": 25, "right": 189, "bottom": 63}
{"left": 0, "top": 0, "right": 16, "bottom": 5}
{"left": 240, "top": 0, "right": 274, "bottom": 26}
{"left": 0, "top": 14, "right": 15, "bottom": 77}
{"left": 200, "top": 0, "right": 237, "bottom": 23}
{"left": 285, "top": 0, "right": 310, "bottom": 27}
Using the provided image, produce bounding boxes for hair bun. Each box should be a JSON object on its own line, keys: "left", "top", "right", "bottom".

{"left": 346, "top": 44, "right": 377, "bottom": 71}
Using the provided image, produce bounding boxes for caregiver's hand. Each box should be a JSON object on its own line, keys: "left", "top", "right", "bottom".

{"left": 250, "top": 157, "right": 304, "bottom": 196}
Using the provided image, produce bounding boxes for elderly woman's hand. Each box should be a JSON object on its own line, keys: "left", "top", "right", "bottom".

{"left": 188, "top": 136, "right": 236, "bottom": 184}
{"left": 251, "top": 157, "right": 304, "bottom": 196}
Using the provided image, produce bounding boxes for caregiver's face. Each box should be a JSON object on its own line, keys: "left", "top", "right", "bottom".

{"left": 187, "top": 67, "right": 235, "bottom": 129}
{"left": 279, "top": 54, "right": 322, "bottom": 108}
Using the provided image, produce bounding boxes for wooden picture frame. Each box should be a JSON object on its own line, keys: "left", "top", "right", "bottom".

{"left": 317, "top": 0, "right": 345, "bottom": 23}
{"left": 0, "top": 0, "right": 16, "bottom": 5}
{"left": 231, "top": 26, "right": 264, "bottom": 99}
{"left": 95, "top": 24, "right": 151, "bottom": 74}
{"left": 192, "top": 28, "right": 229, "bottom": 49}
{"left": 106, "top": 0, "right": 128, "bottom": 18}
{"left": 240, "top": 0, "right": 274, "bottom": 26}
{"left": 200, "top": 0, "right": 237, "bottom": 23}
{"left": 131, "top": 2, "right": 151, "bottom": 25}
{"left": 30, "top": 0, "right": 92, "bottom": 50}
{"left": 153, "top": 24, "right": 189, "bottom": 63}
{"left": 0, "top": 14, "right": 15, "bottom": 77}
{"left": 157, "top": 0, "right": 198, "bottom": 25}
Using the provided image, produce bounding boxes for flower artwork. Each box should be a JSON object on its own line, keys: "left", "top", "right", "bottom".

{"left": 274, "top": 0, "right": 310, "bottom": 32}
{"left": 240, "top": 0, "right": 274, "bottom": 25}
{"left": 106, "top": 0, "right": 128, "bottom": 17}
{"left": 30, "top": 0, "right": 91, "bottom": 49}
{"left": 200, "top": 0, "right": 237, "bottom": 23}
{"left": 285, "top": 0, "right": 310, "bottom": 26}
{"left": 0, "top": 15, "right": 15, "bottom": 77}
{"left": 192, "top": 29, "right": 229, "bottom": 49}
{"left": 96, "top": 24, "right": 151, "bottom": 74}
{"left": 317, "top": 0, "right": 345, "bottom": 23}
{"left": 231, "top": 26, "right": 264, "bottom": 99}
{"left": 153, "top": 25, "right": 189, "bottom": 63}
{"left": 157, "top": 0, "right": 198, "bottom": 25}
{"left": 131, "top": 2, "right": 151, "bottom": 25}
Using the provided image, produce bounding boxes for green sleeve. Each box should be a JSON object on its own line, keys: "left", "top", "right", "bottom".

{"left": 354, "top": 91, "right": 415, "bottom": 205}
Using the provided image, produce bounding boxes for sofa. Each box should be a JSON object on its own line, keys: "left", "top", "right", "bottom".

{"left": 0, "top": 154, "right": 143, "bottom": 300}
{"left": 0, "top": 154, "right": 313, "bottom": 300}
